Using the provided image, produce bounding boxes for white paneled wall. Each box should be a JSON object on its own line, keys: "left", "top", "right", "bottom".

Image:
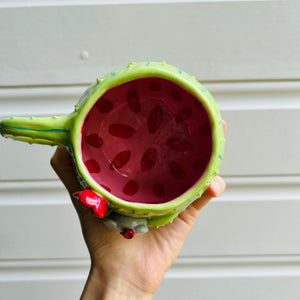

{"left": 0, "top": 1, "right": 299, "bottom": 299}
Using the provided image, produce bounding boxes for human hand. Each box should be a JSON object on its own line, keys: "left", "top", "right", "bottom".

{"left": 50, "top": 122, "right": 226, "bottom": 300}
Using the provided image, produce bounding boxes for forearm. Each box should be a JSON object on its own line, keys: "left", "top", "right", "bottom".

{"left": 80, "top": 266, "right": 153, "bottom": 300}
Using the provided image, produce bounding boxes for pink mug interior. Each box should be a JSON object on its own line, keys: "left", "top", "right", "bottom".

{"left": 81, "top": 77, "right": 212, "bottom": 204}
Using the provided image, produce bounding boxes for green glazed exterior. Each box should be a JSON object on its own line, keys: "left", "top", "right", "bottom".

{"left": 0, "top": 61, "right": 225, "bottom": 227}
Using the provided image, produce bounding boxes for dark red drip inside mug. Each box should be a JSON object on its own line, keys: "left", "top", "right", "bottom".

{"left": 81, "top": 77, "right": 212, "bottom": 204}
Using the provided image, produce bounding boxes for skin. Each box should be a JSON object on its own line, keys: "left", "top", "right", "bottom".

{"left": 50, "top": 122, "right": 226, "bottom": 300}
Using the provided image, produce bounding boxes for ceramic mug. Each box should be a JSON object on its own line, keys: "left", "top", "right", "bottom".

{"left": 0, "top": 61, "right": 225, "bottom": 238}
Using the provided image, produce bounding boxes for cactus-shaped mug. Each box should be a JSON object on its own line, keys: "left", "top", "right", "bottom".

{"left": 0, "top": 61, "right": 225, "bottom": 239}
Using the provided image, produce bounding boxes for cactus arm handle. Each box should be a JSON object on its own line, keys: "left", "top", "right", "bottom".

{"left": 0, "top": 115, "right": 71, "bottom": 146}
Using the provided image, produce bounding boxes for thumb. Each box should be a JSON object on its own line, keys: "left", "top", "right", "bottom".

{"left": 192, "top": 176, "right": 226, "bottom": 210}
{"left": 177, "top": 176, "right": 226, "bottom": 227}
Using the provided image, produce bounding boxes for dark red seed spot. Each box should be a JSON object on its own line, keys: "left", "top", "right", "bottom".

{"left": 111, "top": 150, "right": 131, "bottom": 170}
{"left": 85, "top": 159, "right": 100, "bottom": 173}
{"left": 85, "top": 134, "right": 103, "bottom": 148}
{"left": 109, "top": 124, "right": 136, "bottom": 138}
{"left": 96, "top": 98, "right": 113, "bottom": 113}
{"left": 175, "top": 107, "right": 193, "bottom": 123}
{"left": 149, "top": 81, "right": 161, "bottom": 91}
{"left": 199, "top": 122, "right": 211, "bottom": 136}
{"left": 166, "top": 136, "right": 194, "bottom": 152}
{"left": 192, "top": 158, "right": 207, "bottom": 171}
{"left": 153, "top": 183, "right": 165, "bottom": 198}
{"left": 169, "top": 161, "right": 185, "bottom": 179}
{"left": 127, "top": 88, "right": 141, "bottom": 113}
{"left": 101, "top": 184, "right": 111, "bottom": 193}
{"left": 123, "top": 180, "right": 139, "bottom": 196}
{"left": 141, "top": 147, "right": 156, "bottom": 171}
{"left": 171, "top": 87, "right": 182, "bottom": 101}
{"left": 148, "top": 105, "right": 163, "bottom": 134}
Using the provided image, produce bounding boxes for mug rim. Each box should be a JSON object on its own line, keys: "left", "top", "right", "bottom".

{"left": 71, "top": 62, "right": 223, "bottom": 217}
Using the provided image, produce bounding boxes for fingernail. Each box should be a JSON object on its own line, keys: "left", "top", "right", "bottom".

{"left": 222, "top": 120, "right": 227, "bottom": 134}
{"left": 210, "top": 180, "right": 222, "bottom": 197}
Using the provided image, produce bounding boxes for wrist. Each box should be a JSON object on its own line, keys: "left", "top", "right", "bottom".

{"left": 81, "top": 265, "right": 154, "bottom": 300}
{"left": 102, "top": 273, "right": 154, "bottom": 300}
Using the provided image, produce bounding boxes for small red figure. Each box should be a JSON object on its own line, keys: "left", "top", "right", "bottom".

{"left": 74, "top": 189, "right": 107, "bottom": 218}
{"left": 121, "top": 229, "right": 135, "bottom": 239}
